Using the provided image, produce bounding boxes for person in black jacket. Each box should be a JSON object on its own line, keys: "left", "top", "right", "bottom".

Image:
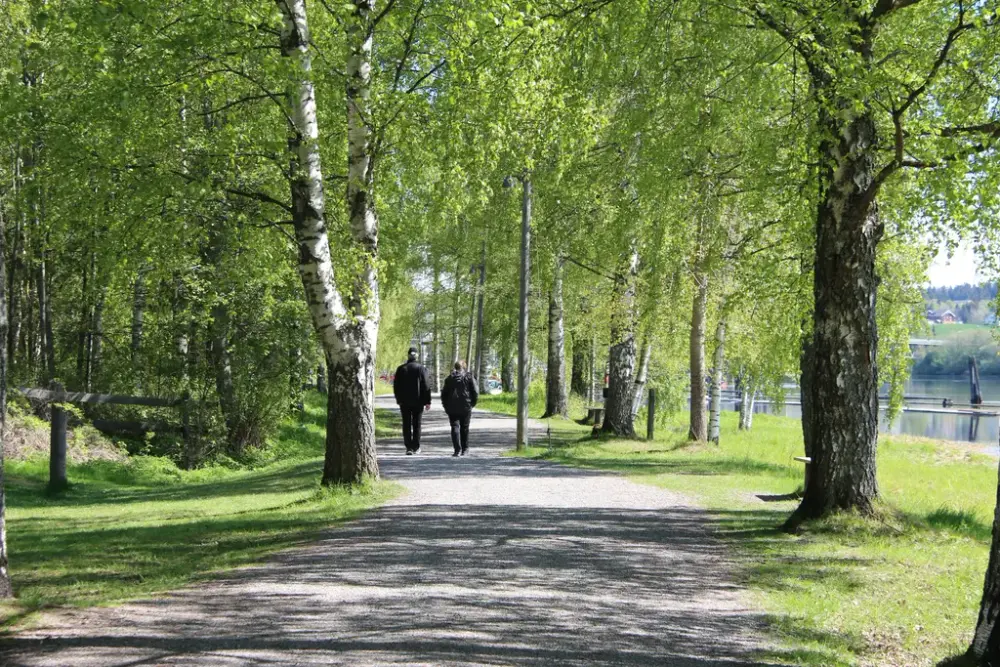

{"left": 440, "top": 360, "right": 479, "bottom": 456}
{"left": 393, "top": 347, "right": 431, "bottom": 454}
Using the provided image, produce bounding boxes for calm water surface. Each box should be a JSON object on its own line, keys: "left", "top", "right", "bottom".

{"left": 733, "top": 375, "right": 1000, "bottom": 444}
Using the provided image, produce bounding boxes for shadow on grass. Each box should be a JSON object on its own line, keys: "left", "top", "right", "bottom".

{"left": 919, "top": 507, "right": 992, "bottom": 542}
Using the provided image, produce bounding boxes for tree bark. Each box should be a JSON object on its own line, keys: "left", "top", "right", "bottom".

{"left": 708, "top": 318, "right": 726, "bottom": 445}
{"left": 543, "top": 255, "right": 567, "bottom": 418}
{"left": 571, "top": 333, "right": 588, "bottom": 398}
{"left": 131, "top": 264, "right": 149, "bottom": 389}
{"left": 631, "top": 338, "right": 651, "bottom": 419}
{"left": 0, "top": 199, "right": 13, "bottom": 598}
{"left": 451, "top": 258, "right": 462, "bottom": 364}
{"left": 474, "top": 240, "right": 487, "bottom": 388}
{"left": 430, "top": 263, "right": 440, "bottom": 392}
{"left": 785, "top": 107, "right": 882, "bottom": 530}
{"left": 968, "top": 458, "right": 1000, "bottom": 664}
{"left": 688, "top": 272, "right": 709, "bottom": 441}
{"left": 36, "top": 252, "right": 55, "bottom": 386}
{"left": 603, "top": 248, "right": 639, "bottom": 437}
{"left": 210, "top": 303, "right": 238, "bottom": 456}
{"left": 465, "top": 271, "right": 476, "bottom": 368}
{"left": 276, "top": 0, "right": 379, "bottom": 484}
{"left": 739, "top": 375, "right": 756, "bottom": 431}
{"left": 501, "top": 348, "right": 514, "bottom": 393}
{"left": 91, "top": 285, "right": 106, "bottom": 390}
{"left": 516, "top": 177, "right": 532, "bottom": 448}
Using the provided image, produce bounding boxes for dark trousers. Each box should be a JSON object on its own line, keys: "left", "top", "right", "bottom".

{"left": 401, "top": 407, "right": 423, "bottom": 451}
{"left": 448, "top": 411, "right": 471, "bottom": 453}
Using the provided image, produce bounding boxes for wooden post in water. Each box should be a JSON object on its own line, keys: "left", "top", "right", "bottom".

{"left": 646, "top": 388, "right": 656, "bottom": 441}
{"left": 970, "top": 356, "right": 983, "bottom": 406}
{"left": 48, "top": 381, "right": 68, "bottom": 492}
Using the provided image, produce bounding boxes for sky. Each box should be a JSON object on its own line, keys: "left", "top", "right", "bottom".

{"left": 927, "top": 242, "right": 986, "bottom": 287}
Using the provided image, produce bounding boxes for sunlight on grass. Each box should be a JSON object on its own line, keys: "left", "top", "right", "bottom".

{"left": 515, "top": 410, "right": 994, "bottom": 666}
{"left": 1, "top": 392, "right": 399, "bottom": 629}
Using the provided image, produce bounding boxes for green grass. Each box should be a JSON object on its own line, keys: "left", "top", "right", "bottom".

{"left": 514, "top": 410, "right": 993, "bottom": 666}
{"left": 1, "top": 393, "right": 400, "bottom": 629}
{"left": 477, "top": 386, "right": 593, "bottom": 436}
{"left": 929, "top": 323, "right": 994, "bottom": 340}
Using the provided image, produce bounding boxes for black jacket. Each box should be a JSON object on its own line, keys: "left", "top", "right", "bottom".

{"left": 394, "top": 360, "right": 431, "bottom": 408}
{"left": 441, "top": 370, "right": 479, "bottom": 416}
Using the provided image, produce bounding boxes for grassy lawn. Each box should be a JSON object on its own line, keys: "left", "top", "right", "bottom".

{"left": 514, "top": 409, "right": 992, "bottom": 667}
{"left": 1, "top": 393, "right": 400, "bottom": 629}
{"left": 477, "top": 384, "right": 594, "bottom": 437}
{"left": 929, "top": 323, "right": 994, "bottom": 339}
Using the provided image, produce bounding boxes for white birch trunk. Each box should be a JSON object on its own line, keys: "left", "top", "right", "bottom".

{"left": 708, "top": 319, "right": 726, "bottom": 445}
{"left": 631, "top": 338, "right": 651, "bottom": 419}
{"left": 0, "top": 196, "right": 12, "bottom": 598}
{"left": 275, "top": 0, "right": 378, "bottom": 484}
{"left": 688, "top": 272, "right": 708, "bottom": 441}
{"left": 739, "top": 382, "right": 756, "bottom": 431}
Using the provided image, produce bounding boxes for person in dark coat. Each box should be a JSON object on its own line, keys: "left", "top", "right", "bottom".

{"left": 394, "top": 347, "right": 431, "bottom": 454}
{"left": 440, "top": 360, "right": 479, "bottom": 456}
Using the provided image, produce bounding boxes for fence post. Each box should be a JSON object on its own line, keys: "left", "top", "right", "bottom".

{"left": 646, "top": 388, "right": 656, "bottom": 441}
{"left": 48, "top": 381, "right": 68, "bottom": 493}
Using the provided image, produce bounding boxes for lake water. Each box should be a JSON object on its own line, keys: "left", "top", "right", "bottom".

{"left": 726, "top": 375, "right": 1000, "bottom": 444}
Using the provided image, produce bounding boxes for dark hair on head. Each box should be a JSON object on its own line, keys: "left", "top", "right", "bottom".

{"left": 408, "top": 347, "right": 418, "bottom": 358}
{"left": 454, "top": 360, "right": 466, "bottom": 371}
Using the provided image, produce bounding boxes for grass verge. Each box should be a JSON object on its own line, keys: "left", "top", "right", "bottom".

{"left": 515, "top": 408, "right": 992, "bottom": 667}
{"left": 1, "top": 392, "right": 400, "bottom": 629}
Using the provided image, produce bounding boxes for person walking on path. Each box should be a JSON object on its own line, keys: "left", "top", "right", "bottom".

{"left": 441, "top": 360, "right": 479, "bottom": 456}
{"left": 394, "top": 347, "right": 431, "bottom": 454}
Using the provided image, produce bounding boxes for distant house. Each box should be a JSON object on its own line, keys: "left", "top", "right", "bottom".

{"left": 926, "top": 309, "right": 960, "bottom": 324}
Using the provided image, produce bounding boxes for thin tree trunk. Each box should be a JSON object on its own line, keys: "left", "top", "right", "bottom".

{"left": 631, "top": 338, "right": 651, "bottom": 419}
{"left": 688, "top": 272, "right": 709, "bottom": 441}
{"left": 474, "top": 240, "right": 486, "bottom": 388}
{"left": 0, "top": 199, "right": 13, "bottom": 598}
{"left": 91, "top": 285, "right": 106, "bottom": 390}
{"left": 6, "top": 209, "right": 21, "bottom": 377}
{"left": 210, "top": 303, "right": 238, "bottom": 455}
{"left": 590, "top": 332, "right": 597, "bottom": 404}
{"left": 516, "top": 177, "right": 532, "bottom": 448}
{"left": 36, "top": 253, "right": 54, "bottom": 385}
{"left": 465, "top": 274, "right": 476, "bottom": 368}
{"left": 739, "top": 375, "right": 756, "bottom": 431}
{"left": 708, "top": 318, "right": 726, "bottom": 445}
{"left": 603, "top": 248, "right": 639, "bottom": 437}
{"left": 451, "top": 258, "right": 461, "bottom": 364}
{"left": 785, "top": 108, "right": 882, "bottom": 531}
{"left": 430, "top": 263, "right": 441, "bottom": 392}
{"left": 571, "top": 333, "right": 588, "bottom": 397}
{"left": 543, "top": 255, "right": 567, "bottom": 418}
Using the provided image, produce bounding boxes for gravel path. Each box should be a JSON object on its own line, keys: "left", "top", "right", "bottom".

{"left": 1, "top": 398, "right": 778, "bottom": 666}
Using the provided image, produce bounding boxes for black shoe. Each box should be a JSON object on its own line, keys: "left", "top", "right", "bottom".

{"left": 452, "top": 451, "right": 460, "bottom": 457}
{"left": 405, "top": 450, "right": 414, "bottom": 455}
{"left": 413, "top": 446, "right": 421, "bottom": 454}
{"left": 460, "top": 449, "right": 468, "bottom": 456}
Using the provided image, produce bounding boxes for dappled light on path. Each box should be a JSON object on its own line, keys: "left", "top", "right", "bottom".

{"left": 1, "top": 399, "right": 780, "bottom": 666}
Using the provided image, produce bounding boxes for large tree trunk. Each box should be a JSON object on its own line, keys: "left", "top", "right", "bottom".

{"left": 708, "top": 318, "right": 726, "bottom": 445}
{"left": 0, "top": 199, "right": 13, "bottom": 598}
{"left": 631, "top": 338, "right": 651, "bottom": 419}
{"left": 465, "top": 274, "right": 476, "bottom": 368}
{"left": 785, "top": 108, "right": 882, "bottom": 531}
{"left": 688, "top": 272, "right": 708, "bottom": 441}
{"left": 543, "top": 255, "right": 567, "bottom": 418}
{"left": 603, "top": 248, "right": 639, "bottom": 437}
{"left": 276, "top": 0, "right": 379, "bottom": 485}
{"left": 968, "top": 462, "right": 1000, "bottom": 664}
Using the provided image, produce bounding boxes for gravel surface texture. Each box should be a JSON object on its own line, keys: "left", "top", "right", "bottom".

{"left": 0, "top": 397, "right": 779, "bottom": 666}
